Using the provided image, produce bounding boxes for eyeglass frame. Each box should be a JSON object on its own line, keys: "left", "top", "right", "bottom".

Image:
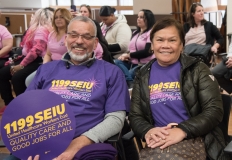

{"left": 67, "top": 32, "right": 96, "bottom": 40}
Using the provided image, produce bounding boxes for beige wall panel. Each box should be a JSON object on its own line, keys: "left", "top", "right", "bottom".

{"left": 133, "top": 0, "right": 172, "bottom": 14}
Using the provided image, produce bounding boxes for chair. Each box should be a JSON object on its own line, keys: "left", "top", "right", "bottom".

{"left": 123, "top": 94, "right": 232, "bottom": 154}
{"left": 221, "top": 94, "right": 232, "bottom": 154}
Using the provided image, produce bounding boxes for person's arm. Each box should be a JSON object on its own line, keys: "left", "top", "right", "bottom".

{"left": 82, "top": 111, "right": 126, "bottom": 143}
{"left": 108, "top": 23, "right": 132, "bottom": 55}
{"left": 210, "top": 23, "right": 224, "bottom": 53}
{"left": 0, "top": 38, "right": 13, "bottom": 58}
{"left": 178, "top": 62, "right": 223, "bottom": 139}
{"left": 128, "top": 68, "right": 155, "bottom": 140}
{"left": 129, "top": 43, "right": 152, "bottom": 59}
{"left": 43, "top": 48, "right": 52, "bottom": 64}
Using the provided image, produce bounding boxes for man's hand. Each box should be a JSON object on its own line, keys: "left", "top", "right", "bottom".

{"left": 28, "top": 155, "right": 39, "bottom": 160}
{"left": 52, "top": 135, "right": 94, "bottom": 160}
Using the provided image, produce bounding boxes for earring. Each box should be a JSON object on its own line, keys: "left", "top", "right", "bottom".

{"left": 150, "top": 50, "right": 154, "bottom": 53}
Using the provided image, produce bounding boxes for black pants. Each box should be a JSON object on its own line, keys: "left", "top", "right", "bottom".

{"left": 216, "top": 77, "right": 232, "bottom": 94}
{"left": 0, "top": 58, "right": 8, "bottom": 69}
{"left": 0, "top": 56, "right": 42, "bottom": 105}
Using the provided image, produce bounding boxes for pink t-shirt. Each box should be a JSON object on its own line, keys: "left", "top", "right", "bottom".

{"left": 0, "top": 25, "right": 13, "bottom": 58}
{"left": 129, "top": 30, "right": 151, "bottom": 52}
{"left": 47, "top": 31, "right": 67, "bottom": 60}
{"left": 94, "top": 43, "right": 103, "bottom": 60}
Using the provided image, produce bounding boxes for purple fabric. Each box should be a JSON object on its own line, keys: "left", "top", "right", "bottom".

{"left": 149, "top": 61, "right": 189, "bottom": 127}
{"left": 26, "top": 59, "right": 130, "bottom": 138}
{"left": 74, "top": 143, "right": 117, "bottom": 160}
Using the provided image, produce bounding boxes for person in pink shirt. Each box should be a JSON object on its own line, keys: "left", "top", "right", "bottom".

{"left": 0, "top": 23, "right": 13, "bottom": 68}
{"left": 43, "top": 8, "right": 72, "bottom": 63}
{"left": 25, "top": 8, "right": 72, "bottom": 87}
{"left": 0, "top": 8, "right": 53, "bottom": 113}
{"left": 114, "top": 9, "right": 156, "bottom": 88}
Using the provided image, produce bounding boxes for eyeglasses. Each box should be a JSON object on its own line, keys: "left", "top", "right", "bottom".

{"left": 67, "top": 32, "right": 95, "bottom": 40}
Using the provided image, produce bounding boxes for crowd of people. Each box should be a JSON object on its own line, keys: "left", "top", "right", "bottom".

{"left": 0, "top": 3, "right": 231, "bottom": 160}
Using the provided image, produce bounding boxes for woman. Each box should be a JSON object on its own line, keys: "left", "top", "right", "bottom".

{"left": 25, "top": 8, "right": 72, "bottom": 87}
{"left": 72, "top": 4, "right": 114, "bottom": 64}
{"left": 114, "top": 9, "right": 155, "bottom": 87}
{"left": 99, "top": 6, "right": 132, "bottom": 59}
{"left": 43, "top": 8, "right": 72, "bottom": 63}
{"left": 0, "top": 24, "right": 13, "bottom": 69}
{"left": 129, "top": 17, "right": 231, "bottom": 159}
{"left": 0, "top": 8, "right": 53, "bottom": 112}
{"left": 184, "top": 3, "right": 223, "bottom": 61}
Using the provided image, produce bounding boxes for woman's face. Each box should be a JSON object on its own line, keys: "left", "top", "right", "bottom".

{"left": 192, "top": 6, "right": 204, "bottom": 22}
{"left": 54, "top": 10, "right": 66, "bottom": 29}
{"left": 151, "top": 26, "right": 183, "bottom": 67}
{"left": 80, "top": 6, "right": 90, "bottom": 18}
{"left": 100, "top": 15, "right": 114, "bottom": 26}
{"left": 137, "top": 11, "right": 146, "bottom": 29}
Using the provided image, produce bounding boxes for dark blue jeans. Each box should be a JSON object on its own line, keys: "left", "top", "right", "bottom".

{"left": 114, "top": 60, "right": 138, "bottom": 81}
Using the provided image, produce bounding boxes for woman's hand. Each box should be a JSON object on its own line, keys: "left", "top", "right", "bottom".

{"left": 226, "top": 57, "right": 232, "bottom": 68}
{"left": 28, "top": 155, "right": 39, "bottom": 160}
{"left": 118, "top": 53, "right": 130, "bottom": 61}
{"left": 211, "top": 45, "right": 218, "bottom": 53}
{"left": 159, "top": 127, "right": 186, "bottom": 149}
{"left": 10, "top": 65, "right": 24, "bottom": 75}
{"left": 145, "top": 127, "right": 170, "bottom": 148}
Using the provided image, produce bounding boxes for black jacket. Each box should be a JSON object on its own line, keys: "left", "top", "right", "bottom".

{"left": 129, "top": 54, "right": 231, "bottom": 159}
{"left": 183, "top": 21, "right": 223, "bottom": 46}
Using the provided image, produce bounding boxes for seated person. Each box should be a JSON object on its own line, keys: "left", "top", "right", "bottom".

{"left": 211, "top": 43, "right": 232, "bottom": 94}
{"left": 25, "top": 8, "right": 72, "bottom": 87}
{"left": 99, "top": 6, "right": 132, "bottom": 59}
{"left": 7, "top": 16, "right": 129, "bottom": 160}
{"left": 0, "top": 24, "right": 13, "bottom": 69}
{"left": 71, "top": 4, "right": 114, "bottom": 64}
{"left": 0, "top": 8, "right": 54, "bottom": 114}
{"left": 129, "top": 17, "right": 231, "bottom": 159}
{"left": 114, "top": 9, "right": 155, "bottom": 87}
{"left": 183, "top": 3, "right": 223, "bottom": 64}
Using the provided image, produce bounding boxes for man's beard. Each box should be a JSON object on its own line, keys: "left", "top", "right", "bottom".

{"left": 68, "top": 51, "right": 92, "bottom": 63}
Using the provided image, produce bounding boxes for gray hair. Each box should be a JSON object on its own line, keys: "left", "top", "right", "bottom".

{"left": 68, "top": 16, "right": 97, "bottom": 36}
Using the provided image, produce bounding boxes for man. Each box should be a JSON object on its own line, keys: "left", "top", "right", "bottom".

{"left": 7, "top": 16, "right": 129, "bottom": 160}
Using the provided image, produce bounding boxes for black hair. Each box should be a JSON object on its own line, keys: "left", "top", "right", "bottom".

{"left": 99, "top": 6, "right": 116, "bottom": 16}
{"left": 132, "top": 9, "right": 156, "bottom": 38}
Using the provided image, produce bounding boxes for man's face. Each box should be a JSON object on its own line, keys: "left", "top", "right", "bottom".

{"left": 65, "top": 20, "right": 98, "bottom": 64}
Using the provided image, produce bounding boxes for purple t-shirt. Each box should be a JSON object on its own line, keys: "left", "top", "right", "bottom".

{"left": 47, "top": 31, "right": 67, "bottom": 60}
{"left": 149, "top": 61, "right": 189, "bottom": 127}
{"left": 26, "top": 59, "right": 130, "bottom": 138}
{"left": 0, "top": 25, "right": 13, "bottom": 58}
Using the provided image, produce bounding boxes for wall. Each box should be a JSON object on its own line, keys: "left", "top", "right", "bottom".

{"left": 0, "top": 0, "right": 49, "bottom": 8}
{"left": 133, "top": 0, "right": 172, "bottom": 14}
{"left": 227, "top": 0, "right": 232, "bottom": 51}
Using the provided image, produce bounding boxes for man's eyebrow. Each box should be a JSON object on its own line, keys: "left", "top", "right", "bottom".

{"left": 68, "top": 31, "right": 91, "bottom": 35}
